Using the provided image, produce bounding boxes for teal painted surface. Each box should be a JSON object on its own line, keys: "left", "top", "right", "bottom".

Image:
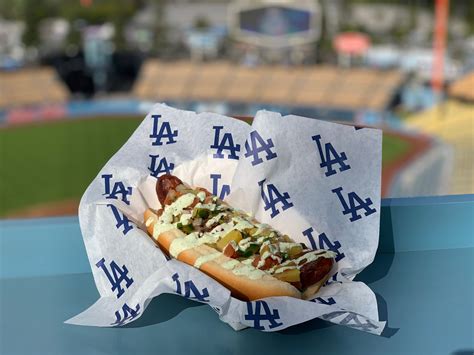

{"left": 0, "top": 249, "right": 472, "bottom": 355}
{"left": 1, "top": 195, "right": 472, "bottom": 279}
{"left": 379, "top": 194, "right": 474, "bottom": 253}
{"left": 0, "top": 195, "right": 473, "bottom": 353}
{"left": 0, "top": 216, "right": 90, "bottom": 279}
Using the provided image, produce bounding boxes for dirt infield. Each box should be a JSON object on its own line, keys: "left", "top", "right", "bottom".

{"left": 381, "top": 130, "right": 432, "bottom": 196}
{"left": 5, "top": 199, "right": 80, "bottom": 219}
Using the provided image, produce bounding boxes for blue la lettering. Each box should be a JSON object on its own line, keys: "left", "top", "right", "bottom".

{"left": 107, "top": 204, "right": 133, "bottom": 235}
{"left": 172, "top": 273, "right": 209, "bottom": 302}
{"left": 149, "top": 114, "right": 178, "bottom": 146}
{"left": 102, "top": 175, "right": 134, "bottom": 235}
{"left": 210, "top": 173, "right": 230, "bottom": 200}
{"left": 324, "top": 272, "right": 342, "bottom": 287}
{"left": 96, "top": 258, "right": 134, "bottom": 298}
{"left": 102, "top": 174, "right": 132, "bottom": 205}
{"left": 311, "top": 297, "right": 336, "bottom": 305}
{"left": 312, "top": 134, "right": 351, "bottom": 177}
{"left": 148, "top": 154, "right": 175, "bottom": 177}
{"left": 322, "top": 311, "right": 379, "bottom": 332}
{"left": 212, "top": 306, "right": 222, "bottom": 314}
{"left": 258, "top": 179, "right": 293, "bottom": 218}
{"left": 302, "top": 227, "right": 345, "bottom": 262}
{"left": 244, "top": 301, "right": 283, "bottom": 330}
{"left": 244, "top": 130, "right": 277, "bottom": 166}
{"left": 332, "top": 187, "right": 376, "bottom": 222}
{"left": 111, "top": 303, "right": 141, "bottom": 326}
{"left": 210, "top": 126, "right": 240, "bottom": 160}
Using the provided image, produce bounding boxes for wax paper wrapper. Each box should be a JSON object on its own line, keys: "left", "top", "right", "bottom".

{"left": 66, "top": 104, "right": 385, "bottom": 334}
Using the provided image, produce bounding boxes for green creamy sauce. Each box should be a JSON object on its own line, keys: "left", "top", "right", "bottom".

{"left": 278, "top": 242, "right": 302, "bottom": 252}
{"left": 231, "top": 216, "right": 254, "bottom": 231}
{"left": 152, "top": 191, "right": 336, "bottom": 281}
{"left": 197, "top": 191, "right": 206, "bottom": 202}
{"left": 159, "top": 193, "right": 196, "bottom": 224}
{"left": 273, "top": 266, "right": 295, "bottom": 274}
{"left": 232, "top": 265, "right": 267, "bottom": 280}
{"left": 152, "top": 223, "right": 177, "bottom": 240}
{"left": 194, "top": 252, "right": 221, "bottom": 268}
{"left": 168, "top": 232, "right": 222, "bottom": 257}
{"left": 179, "top": 213, "right": 192, "bottom": 225}
{"left": 169, "top": 232, "right": 200, "bottom": 256}
{"left": 205, "top": 213, "right": 226, "bottom": 228}
{"left": 222, "top": 259, "right": 240, "bottom": 270}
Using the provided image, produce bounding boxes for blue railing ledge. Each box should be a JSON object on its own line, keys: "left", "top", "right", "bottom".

{"left": 1, "top": 194, "right": 473, "bottom": 279}
{"left": 379, "top": 194, "right": 474, "bottom": 253}
{"left": 381, "top": 193, "right": 474, "bottom": 206}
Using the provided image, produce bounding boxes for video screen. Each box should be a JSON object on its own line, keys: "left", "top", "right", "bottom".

{"left": 239, "top": 6, "right": 311, "bottom": 36}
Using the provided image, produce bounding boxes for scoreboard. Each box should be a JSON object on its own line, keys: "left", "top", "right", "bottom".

{"left": 229, "top": 0, "right": 321, "bottom": 48}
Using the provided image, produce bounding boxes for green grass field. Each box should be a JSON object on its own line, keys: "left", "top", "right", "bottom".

{"left": 382, "top": 134, "right": 410, "bottom": 168}
{"left": 0, "top": 117, "right": 410, "bottom": 217}
{"left": 0, "top": 117, "right": 143, "bottom": 216}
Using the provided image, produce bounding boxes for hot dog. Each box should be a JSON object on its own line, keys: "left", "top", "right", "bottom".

{"left": 143, "top": 174, "right": 335, "bottom": 301}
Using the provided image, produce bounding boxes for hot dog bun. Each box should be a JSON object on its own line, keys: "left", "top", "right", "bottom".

{"left": 144, "top": 209, "right": 328, "bottom": 300}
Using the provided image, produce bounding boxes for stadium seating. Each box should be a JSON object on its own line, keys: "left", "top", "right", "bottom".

{"left": 0, "top": 67, "right": 69, "bottom": 109}
{"left": 449, "top": 71, "right": 474, "bottom": 102}
{"left": 222, "top": 66, "right": 264, "bottom": 103}
{"left": 256, "top": 66, "right": 303, "bottom": 104}
{"left": 407, "top": 100, "right": 474, "bottom": 195}
{"left": 188, "top": 62, "right": 233, "bottom": 101}
{"left": 133, "top": 60, "right": 405, "bottom": 112}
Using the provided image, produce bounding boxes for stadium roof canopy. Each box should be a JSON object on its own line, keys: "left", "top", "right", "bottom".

{"left": 0, "top": 67, "right": 69, "bottom": 109}
{"left": 449, "top": 71, "right": 474, "bottom": 102}
{"left": 134, "top": 60, "right": 405, "bottom": 111}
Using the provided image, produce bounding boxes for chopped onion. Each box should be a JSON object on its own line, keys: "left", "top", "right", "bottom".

{"left": 193, "top": 218, "right": 203, "bottom": 227}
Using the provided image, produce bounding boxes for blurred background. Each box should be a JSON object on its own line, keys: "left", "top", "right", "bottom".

{"left": 0, "top": 0, "right": 472, "bottom": 218}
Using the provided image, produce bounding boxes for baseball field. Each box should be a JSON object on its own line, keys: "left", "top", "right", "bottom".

{"left": 0, "top": 117, "right": 411, "bottom": 217}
